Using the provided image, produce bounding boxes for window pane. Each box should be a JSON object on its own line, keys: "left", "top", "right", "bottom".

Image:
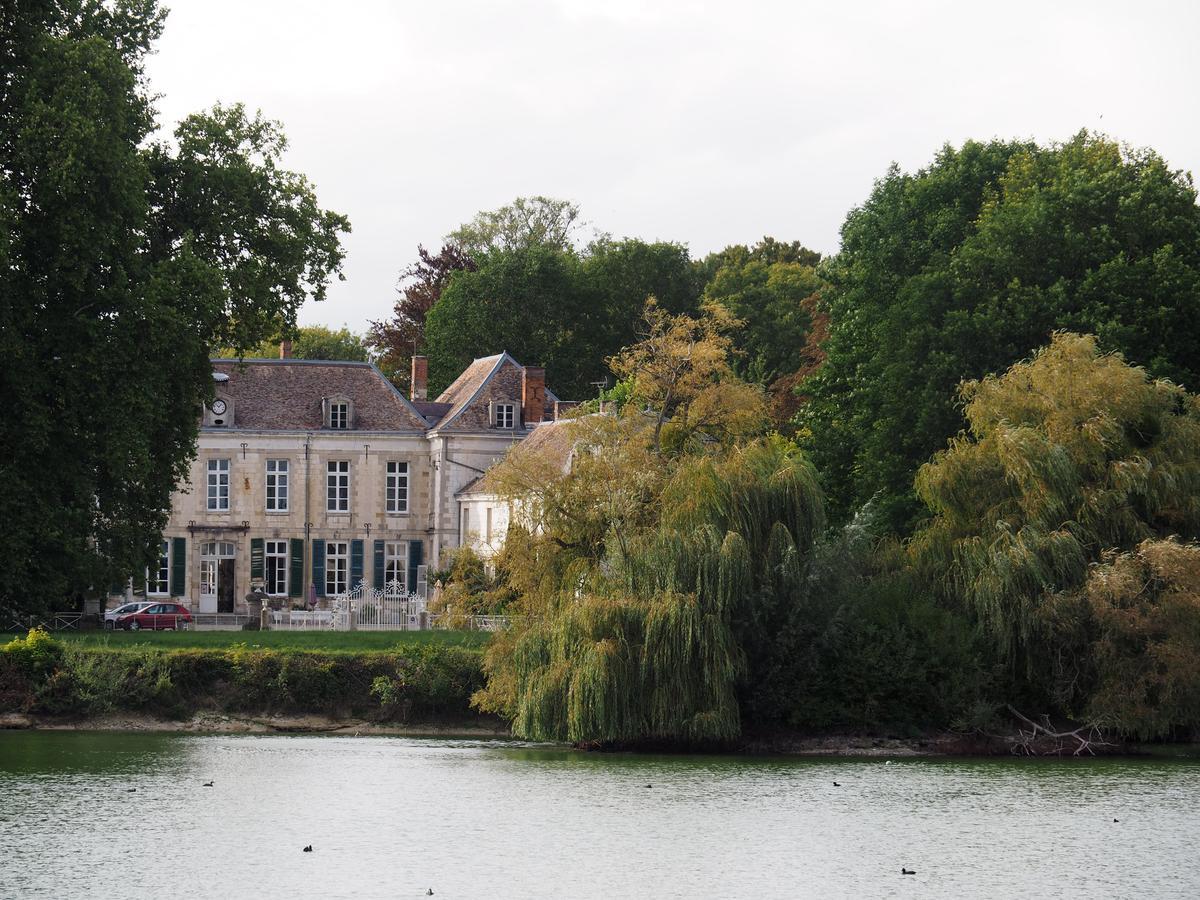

{"left": 207, "top": 459, "right": 230, "bottom": 510}
{"left": 325, "top": 542, "right": 349, "bottom": 595}
{"left": 265, "top": 540, "right": 288, "bottom": 595}
{"left": 384, "top": 541, "right": 407, "bottom": 596}
{"left": 386, "top": 461, "right": 409, "bottom": 513}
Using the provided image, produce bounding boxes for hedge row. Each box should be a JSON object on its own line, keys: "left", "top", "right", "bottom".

{"left": 0, "top": 629, "right": 489, "bottom": 724}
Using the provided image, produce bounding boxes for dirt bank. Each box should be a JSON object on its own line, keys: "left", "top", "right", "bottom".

{"left": 0, "top": 710, "right": 510, "bottom": 737}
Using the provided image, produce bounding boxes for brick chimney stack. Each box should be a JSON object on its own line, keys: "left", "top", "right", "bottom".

{"left": 279, "top": 339, "right": 292, "bottom": 359}
{"left": 411, "top": 355, "right": 428, "bottom": 401}
{"left": 522, "top": 365, "right": 546, "bottom": 425}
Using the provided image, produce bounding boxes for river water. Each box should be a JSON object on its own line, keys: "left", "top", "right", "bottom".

{"left": 0, "top": 731, "right": 1197, "bottom": 899}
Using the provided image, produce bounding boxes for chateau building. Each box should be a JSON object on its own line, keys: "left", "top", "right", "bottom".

{"left": 120, "top": 349, "right": 570, "bottom": 614}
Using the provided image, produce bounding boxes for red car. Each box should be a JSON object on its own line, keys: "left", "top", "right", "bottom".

{"left": 117, "top": 603, "right": 192, "bottom": 631}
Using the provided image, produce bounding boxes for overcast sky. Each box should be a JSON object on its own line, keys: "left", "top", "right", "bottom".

{"left": 146, "top": 0, "right": 1200, "bottom": 334}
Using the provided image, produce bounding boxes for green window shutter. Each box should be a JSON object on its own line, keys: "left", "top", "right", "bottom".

{"left": 312, "top": 539, "right": 326, "bottom": 596}
{"left": 250, "top": 538, "right": 265, "bottom": 581}
{"left": 373, "top": 540, "right": 385, "bottom": 589}
{"left": 171, "top": 537, "right": 186, "bottom": 596}
{"left": 289, "top": 539, "right": 304, "bottom": 598}
{"left": 350, "top": 540, "right": 364, "bottom": 589}
{"left": 407, "top": 540, "right": 423, "bottom": 592}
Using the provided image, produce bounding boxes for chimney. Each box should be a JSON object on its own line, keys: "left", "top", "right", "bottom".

{"left": 411, "top": 355, "right": 428, "bottom": 401}
{"left": 522, "top": 365, "right": 546, "bottom": 425}
{"left": 279, "top": 340, "right": 292, "bottom": 359}
{"left": 553, "top": 400, "right": 580, "bottom": 421}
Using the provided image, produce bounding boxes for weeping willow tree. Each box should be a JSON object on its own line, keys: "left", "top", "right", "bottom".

{"left": 471, "top": 301, "right": 823, "bottom": 744}
{"left": 475, "top": 437, "right": 824, "bottom": 744}
{"left": 1045, "top": 538, "right": 1200, "bottom": 738}
{"left": 913, "top": 332, "right": 1200, "bottom": 674}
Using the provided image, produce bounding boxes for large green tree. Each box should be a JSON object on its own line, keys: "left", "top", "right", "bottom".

{"left": 0, "top": 1, "right": 348, "bottom": 616}
{"left": 700, "top": 246, "right": 824, "bottom": 426}
{"left": 799, "top": 134, "right": 1200, "bottom": 532}
{"left": 447, "top": 195, "right": 584, "bottom": 256}
{"left": 422, "top": 236, "right": 701, "bottom": 398}
{"left": 423, "top": 244, "right": 592, "bottom": 395}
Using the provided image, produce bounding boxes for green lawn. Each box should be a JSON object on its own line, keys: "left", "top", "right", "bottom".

{"left": 54, "top": 629, "right": 490, "bottom": 652}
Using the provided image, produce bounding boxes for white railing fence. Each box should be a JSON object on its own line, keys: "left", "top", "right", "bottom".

{"left": 259, "top": 579, "right": 420, "bottom": 632}
{"left": 267, "top": 608, "right": 333, "bottom": 630}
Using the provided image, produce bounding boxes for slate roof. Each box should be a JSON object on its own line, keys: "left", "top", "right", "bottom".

{"left": 208, "top": 359, "right": 429, "bottom": 431}
{"left": 411, "top": 400, "right": 453, "bottom": 426}
{"left": 457, "top": 417, "right": 578, "bottom": 496}
{"left": 431, "top": 352, "right": 560, "bottom": 432}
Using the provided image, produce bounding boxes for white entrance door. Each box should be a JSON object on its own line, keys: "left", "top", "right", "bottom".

{"left": 199, "top": 541, "right": 235, "bottom": 613}
{"left": 199, "top": 559, "right": 218, "bottom": 612}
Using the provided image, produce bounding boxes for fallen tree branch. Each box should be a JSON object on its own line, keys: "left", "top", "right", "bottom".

{"left": 1003, "top": 705, "right": 1114, "bottom": 756}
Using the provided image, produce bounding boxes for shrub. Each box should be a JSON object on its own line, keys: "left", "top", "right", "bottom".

{"left": 2, "top": 628, "right": 65, "bottom": 679}
{"left": 0, "top": 637, "right": 487, "bottom": 724}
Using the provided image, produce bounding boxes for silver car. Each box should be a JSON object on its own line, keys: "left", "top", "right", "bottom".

{"left": 103, "top": 601, "right": 155, "bottom": 630}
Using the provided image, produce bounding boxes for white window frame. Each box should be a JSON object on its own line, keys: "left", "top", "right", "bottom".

{"left": 386, "top": 461, "right": 409, "bottom": 514}
{"left": 207, "top": 458, "right": 230, "bottom": 511}
{"left": 265, "top": 459, "right": 289, "bottom": 512}
{"left": 146, "top": 540, "right": 170, "bottom": 596}
{"left": 265, "top": 540, "right": 288, "bottom": 596}
{"left": 384, "top": 541, "right": 408, "bottom": 597}
{"left": 329, "top": 401, "right": 349, "bottom": 430}
{"left": 326, "top": 541, "right": 349, "bottom": 596}
{"left": 327, "top": 460, "right": 350, "bottom": 512}
{"left": 495, "top": 402, "right": 515, "bottom": 429}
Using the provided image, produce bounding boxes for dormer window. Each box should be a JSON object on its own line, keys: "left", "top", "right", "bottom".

{"left": 495, "top": 402, "right": 515, "bottom": 429}
{"left": 323, "top": 395, "right": 353, "bottom": 430}
{"left": 330, "top": 402, "right": 348, "bottom": 429}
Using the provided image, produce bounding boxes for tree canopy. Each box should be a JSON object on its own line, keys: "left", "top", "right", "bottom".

{"left": 470, "top": 305, "right": 829, "bottom": 745}
{"left": 798, "top": 134, "right": 1200, "bottom": 533}
{"left": 701, "top": 251, "right": 824, "bottom": 426}
{"left": 421, "top": 236, "right": 702, "bottom": 398}
{"left": 608, "top": 300, "right": 766, "bottom": 452}
{"left": 216, "top": 325, "right": 372, "bottom": 362}
{"left": 447, "top": 196, "right": 585, "bottom": 257}
{"left": 367, "top": 243, "right": 475, "bottom": 390}
{"left": 912, "top": 333, "right": 1200, "bottom": 673}
{"left": 1065, "top": 538, "right": 1200, "bottom": 738}
{"left": 0, "top": 0, "right": 348, "bottom": 616}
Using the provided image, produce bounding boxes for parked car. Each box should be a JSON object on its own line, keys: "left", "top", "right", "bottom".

{"left": 117, "top": 603, "right": 192, "bottom": 631}
{"left": 104, "top": 601, "right": 155, "bottom": 630}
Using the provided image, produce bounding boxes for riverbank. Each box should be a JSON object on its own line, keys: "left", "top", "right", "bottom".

{"left": 4, "top": 710, "right": 1184, "bottom": 758}
{"left": 0, "top": 709, "right": 971, "bottom": 753}
{"left": 0, "top": 628, "right": 488, "bottom": 729}
{"left": 0, "top": 711, "right": 950, "bottom": 754}
{"left": 4, "top": 630, "right": 1191, "bottom": 757}
{"left": 0, "top": 710, "right": 509, "bottom": 736}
